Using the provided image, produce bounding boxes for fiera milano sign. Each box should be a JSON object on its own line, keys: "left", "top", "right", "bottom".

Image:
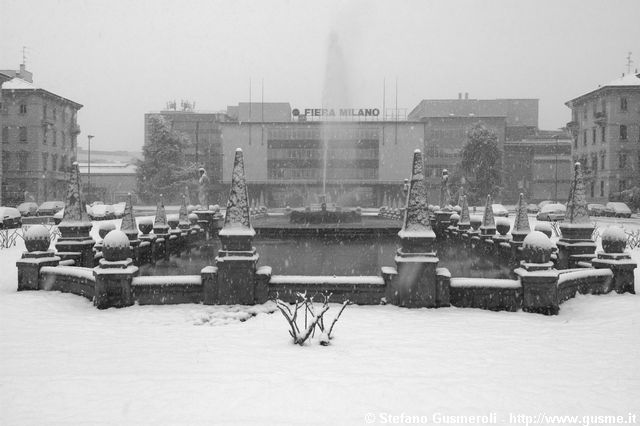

{"left": 292, "top": 108, "right": 380, "bottom": 118}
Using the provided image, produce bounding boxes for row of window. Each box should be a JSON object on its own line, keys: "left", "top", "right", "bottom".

{"left": 573, "top": 96, "right": 630, "bottom": 122}
{"left": 267, "top": 128, "right": 380, "bottom": 140}
{"left": 2, "top": 151, "right": 71, "bottom": 172}
{"left": 267, "top": 148, "right": 379, "bottom": 160}
{"left": 576, "top": 125, "right": 630, "bottom": 147}
{"left": 588, "top": 179, "right": 631, "bottom": 198}
{"left": 267, "top": 167, "right": 379, "bottom": 180}
{"left": 1, "top": 126, "right": 73, "bottom": 147}
{"left": 578, "top": 150, "right": 636, "bottom": 172}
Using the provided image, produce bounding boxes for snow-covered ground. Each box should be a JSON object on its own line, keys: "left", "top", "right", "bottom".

{"left": 1, "top": 217, "right": 639, "bottom": 425}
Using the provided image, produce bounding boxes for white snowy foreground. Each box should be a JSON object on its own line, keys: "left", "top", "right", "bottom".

{"left": 1, "top": 218, "right": 639, "bottom": 425}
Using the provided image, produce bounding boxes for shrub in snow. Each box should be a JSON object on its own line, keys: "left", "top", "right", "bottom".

{"left": 522, "top": 231, "right": 555, "bottom": 263}
{"left": 495, "top": 217, "right": 510, "bottom": 235}
{"left": 98, "top": 222, "right": 116, "bottom": 239}
{"left": 534, "top": 222, "right": 553, "bottom": 238}
{"left": 23, "top": 225, "right": 51, "bottom": 252}
{"left": 601, "top": 226, "right": 627, "bottom": 253}
{"left": 273, "top": 292, "right": 350, "bottom": 346}
{"left": 102, "top": 230, "right": 131, "bottom": 261}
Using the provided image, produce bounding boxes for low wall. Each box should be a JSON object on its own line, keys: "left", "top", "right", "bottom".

{"left": 40, "top": 266, "right": 95, "bottom": 300}
{"left": 557, "top": 269, "right": 613, "bottom": 302}
{"left": 267, "top": 275, "right": 386, "bottom": 304}
{"left": 450, "top": 278, "right": 522, "bottom": 312}
{"left": 131, "top": 275, "right": 203, "bottom": 305}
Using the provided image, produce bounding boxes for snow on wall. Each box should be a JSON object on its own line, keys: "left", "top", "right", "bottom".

{"left": 450, "top": 277, "right": 521, "bottom": 289}
{"left": 557, "top": 269, "right": 613, "bottom": 285}
{"left": 270, "top": 275, "right": 385, "bottom": 285}
{"left": 132, "top": 275, "right": 202, "bottom": 286}
{"left": 40, "top": 266, "right": 95, "bottom": 282}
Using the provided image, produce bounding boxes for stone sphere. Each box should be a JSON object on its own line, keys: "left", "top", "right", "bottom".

{"left": 102, "top": 230, "right": 131, "bottom": 261}
{"left": 450, "top": 213, "right": 460, "bottom": 225}
{"left": 187, "top": 205, "right": 196, "bottom": 214}
{"left": 24, "top": 225, "right": 51, "bottom": 252}
{"left": 188, "top": 213, "right": 199, "bottom": 225}
{"left": 453, "top": 205, "right": 462, "bottom": 214}
{"left": 601, "top": 226, "right": 627, "bottom": 253}
{"left": 522, "top": 231, "right": 554, "bottom": 263}
{"left": 137, "top": 218, "right": 153, "bottom": 235}
{"left": 495, "top": 217, "right": 511, "bottom": 235}
{"left": 210, "top": 205, "right": 220, "bottom": 213}
{"left": 98, "top": 222, "right": 116, "bottom": 239}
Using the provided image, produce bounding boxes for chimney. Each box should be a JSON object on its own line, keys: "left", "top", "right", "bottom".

{"left": 458, "top": 93, "right": 462, "bottom": 100}
{"left": 16, "top": 63, "right": 33, "bottom": 83}
{"left": 465, "top": 92, "right": 469, "bottom": 100}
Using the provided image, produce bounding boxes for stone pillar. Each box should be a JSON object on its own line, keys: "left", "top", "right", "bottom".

{"left": 557, "top": 163, "right": 596, "bottom": 269}
{"left": 55, "top": 162, "right": 95, "bottom": 268}
{"left": 515, "top": 231, "right": 560, "bottom": 315}
{"left": 201, "top": 266, "right": 219, "bottom": 304}
{"left": 255, "top": 266, "right": 272, "bottom": 304}
{"left": 93, "top": 230, "right": 139, "bottom": 309}
{"left": 510, "top": 193, "right": 531, "bottom": 261}
{"left": 215, "top": 149, "right": 259, "bottom": 305}
{"left": 16, "top": 225, "right": 60, "bottom": 291}
{"left": 388, "top": 149, "right": 441, "bottom": 308}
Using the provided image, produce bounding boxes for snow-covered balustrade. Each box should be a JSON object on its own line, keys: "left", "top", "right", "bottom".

{"left": 449, "top": 277, "right": 522, "bottom": 312}
{"left": 267, "top": 274, "right": 386, "bottom": 304}
{"left": 131, "top": 275, "right": 203, "bottom": 305}
{"left": 556, "top": 268, "right": 614, "bottom": 302}
{"left": 39, "top": 265, "right": 96, "bottom": 300}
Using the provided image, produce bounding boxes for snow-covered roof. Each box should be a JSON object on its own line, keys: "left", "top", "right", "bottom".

{"left": 78, "top": 162, "right": 137, "bottom": 175}
{"left": 1, "top": 77, "right": 83, "bottom": 108}
{"left": 566, "top": 72, "right": 640, "bottom": 105}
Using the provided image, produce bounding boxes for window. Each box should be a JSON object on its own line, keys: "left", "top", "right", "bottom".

{"left": 19, "top": 126, "right": 27, "bottom": 142}
{"left": 619, "top": 153, "right": 627, "bottom": 169}
{"left": 590, "top": 182, "right": 595, "bottom": 198}
{"left": 18, "top": 152, "right": 29, "bottom": 171}
{"left": 53, "top": 131, "right": 57, "bottom": 146}
{"left": 53, "top": 108, "right": 57, "bottom": 120}
{"left": 573, "top": 137, "right": 578, "bottom": 149}
{"left": 621, "top": 97, "right": 628, "bottom": 111}
{"left": 600, "top": 181, "right": 604, "bottom": 197}
{"left": 51, "top": 154, "right": 57, "bottom": 171}
{"left": 61, "top": 131, "right": 66, "bottom": 147}
{"left": 591, "top": 153, "right": 598, "bottom": 172}
{"left": 60, "top": 155, "right": 67, "bottom": 171}
{"left": 592, "top": 128, "right": 596, "bottom": 145}
{"left": 2, "top": 126, "right": 8, "bottom": 144}
{"left": 19, "top": 104, "right": 27, "bottom": 114}
{"left": 620, "top": 125, "right": 627, "bottom": 140}
{"left": 583, "top": 130, "right": 587, "bottom": 146}
{"left": 2, "top": 153, "right": 9, "bottom": 171}
{"left": 43, "top": 127, "right": 47, "bottom": 144}
{"left": 601, "top": 126, "right": 605, "bottom": 143}
{"left": 600, "top": 152, "right": 606, "bottom": 169}
{"left": 619, "top": 180, "right": 626, "bottom": 192}
{"left": 42, "top": 153, "right": 48, "bottom": 171}
{"left": 43, "top": 104, "right": 47, "bottom": 118}
{"left": 583, "top": 106, "right": 587, "bottom": 119}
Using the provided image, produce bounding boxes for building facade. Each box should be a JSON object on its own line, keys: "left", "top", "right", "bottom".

{"left": 1, "top": 65, "right": 82, "bottom": 205}
{"left": 566, "top": 72, "right": 640, "bottom": 202}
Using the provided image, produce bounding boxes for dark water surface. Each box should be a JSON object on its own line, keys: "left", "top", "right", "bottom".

{"left": 139, "top": 237, "right": 513, "bottom": 279}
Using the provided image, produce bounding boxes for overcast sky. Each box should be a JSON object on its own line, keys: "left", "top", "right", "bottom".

{"left": 1, "top": 0, "right": 639, "bottom": 152}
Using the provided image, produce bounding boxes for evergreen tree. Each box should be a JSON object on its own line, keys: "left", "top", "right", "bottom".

{"left": 461, "top": 124, "right": 502, "bottom": 204}
{"left": 137, "top": 116, "right": 196, "bottom": 203}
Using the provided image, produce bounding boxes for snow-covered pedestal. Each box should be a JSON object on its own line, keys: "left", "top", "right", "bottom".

{"left": 93, "top": 230, "right": 139, "bottom": 309}
{"left": 215, "top": 149, "right": 259, "bottom": 305}
{"left": 515, "top": 231, "right": 560, "bottom": 315}
{"left": 387, "top": 150, "right": 445, "bottom": 308}
{"left": 17, "top": 225, "right": 60, "bottom": 291}
{"left": 591, "top": 227, "right": 636, "bottom": 294}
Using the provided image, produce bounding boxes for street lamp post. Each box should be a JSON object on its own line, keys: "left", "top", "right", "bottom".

{"left": 87, "top": 135, "right": 94, "bottom": 202}
{"left": 554, "top": 135, "right": 558, "bottom": 203}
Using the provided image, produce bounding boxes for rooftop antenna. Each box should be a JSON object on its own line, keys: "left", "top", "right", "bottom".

{"left": 626, "top": 52, "right": 633, "bottom": 74}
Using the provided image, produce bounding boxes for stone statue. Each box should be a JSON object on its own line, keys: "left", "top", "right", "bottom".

{"left": 198, "top": 168, "right": 210, "bottom": 207}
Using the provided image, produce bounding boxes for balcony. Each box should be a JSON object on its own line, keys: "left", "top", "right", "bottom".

{"left": 70, "top": 122, "right": 81, "bottom": 135}
{"left": 594, "top": 112, "right": 607, "bottom": 126}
